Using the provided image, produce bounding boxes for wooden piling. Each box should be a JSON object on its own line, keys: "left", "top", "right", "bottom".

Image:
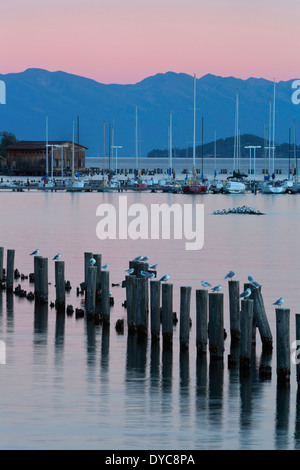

{"left": 239, "top": 299, "right": 254, "bottom": 369}
{"left": 150, "top": 279, "right": 160, "bottom": 341}
{"left": 34, "top": 255, "right": 42, "bottom": 296}
{"left": 129, "top": 260, "right": 148, "bottom": 278}
{"left": 86, "top": 266, "right": 97, "bottom": 316}
{"left": 180, "top": 286, "right": 191, "bottom": 350}
{"left": 196, "top": 289, "right": 208, "bottom": 353}
{"left": 136, "top": 277, "right": 148, "bottom": 337}
{"left": 84, "top": 252, "right": 93, "bottom": 286}
{"left": 244, "top": 283, "right": 273, "bottom": 351}
{"left": 100, "top": 270, "right": 110, "bottom": 325}
{"left": 0, "top": 247, "right": 3, "bottom": 282}
{"left": 35, "top": 257, "right": 48, "bottom": 304}
{"left": 161, "top": 283, "right": 173, "bottom": 347}
{"left": 6, "top": 249, "right": 15, "bottom": 292}
{"left": 93, "top": 254, "right": 102, "bottom": 292}
{"left": 55, "top": 260, "right": 65, "bottom": 310}
{"left": 228, "top": 280, "right": 240, "bottom": 342}
{"left": 208, "top": 292, "right": 224, "bottom": 360}
{"left": 276, "top": 308, "right": 290, "bottom": 383}
{"left": 126, "top": 274, "right": 136, "bottom": 333}
{"left": 295, "top": 314, "right": 300, "bottom": 385}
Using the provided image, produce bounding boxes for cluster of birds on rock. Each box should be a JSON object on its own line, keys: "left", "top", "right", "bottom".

{"left": 201, "top": 270, "right": 284, "bottom": 307}
{"left": 212, "top": 206, "right": 264, "bottom": 216}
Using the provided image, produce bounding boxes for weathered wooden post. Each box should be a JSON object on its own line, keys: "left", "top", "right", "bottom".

{"left": 38, "top": 257, "right": 48, "bottom": 304}
{"left": 180, "top": 286, "right": 191, "bottom": 351}
{"left": 100, "top": 270, "right": 110, "bottom": 325}
{"left": 244, "top": 283, "right": 272, "bottom": 351}
{"left": 295, "top": 314, "right": 300, "bottom": 385}
{"left": 93, "top": 254, "right": 102, "bottom": 292}
{"left": 136, "top": 277, "right": 148, "bottom": 337}
{"left": 161, "top": 283, "right": 173, "bottom": 348}
{"left": 126, "top": 274, "right": 136, "bottom": 333}
{"left": 228, "top": 280, "right": 240, "bottom": 342}
{"left": 0, "top": 247, "right": 3, "bottom": 282}
{"left": 6, "top": 249, "right": 15, "bottom": 292}
{"left": 150, "top": 279, "right": 160, "bottom": 341}
{"left": 34, "top": 255, "right": 42, "bottom": 297}
{"left": 86, "top": 266, "right": 97, "bottom": 316}
{"left": 129, "top": 260, "right": 148, "bottom": 278}
{"left": 196, "top": 289, "right": 208, "bottom": 354}
{"left": 208, "top": 292, "right": 224, "bottom": 360}
{"left": 239, "top": 299, "right": 254, "bottom": 370}
{"left": 276, "top": 308, "right": 290, "bottom": 383}
{"left": 55, "top": 260, "right": 65, "bottom": 310}
{"left": 84, "top": 251, "right": 93, "bottom": 286}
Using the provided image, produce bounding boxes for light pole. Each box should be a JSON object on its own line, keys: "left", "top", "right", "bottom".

{"left": 112, "top": 145, "right": 122, "bottom": 174}
{"left": 46, "top": 144, "right": 68, "bottom": 180}
{"left": 245, "top": 145, "right": 261, "bottom": 187}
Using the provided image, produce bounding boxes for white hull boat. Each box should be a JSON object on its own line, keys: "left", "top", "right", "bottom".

{"left": 223, "top": 180, "right": 246, "bottom": 194}
{"left": 261, "top": 182, "right": 286, "bottom": 194}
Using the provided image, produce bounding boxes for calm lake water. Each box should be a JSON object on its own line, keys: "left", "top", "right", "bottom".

{"left": 0, "top": 189, "right": 300, "bottom": 450}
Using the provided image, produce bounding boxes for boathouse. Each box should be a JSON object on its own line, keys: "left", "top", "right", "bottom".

{"left": 6, "top": 141, "right": 87, "bottom": 176}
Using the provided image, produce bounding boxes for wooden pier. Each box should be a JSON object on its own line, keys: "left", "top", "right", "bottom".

{"left": 0, "top": 245, "right": 299, "bottom": 386}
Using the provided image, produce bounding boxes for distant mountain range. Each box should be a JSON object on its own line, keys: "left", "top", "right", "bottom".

{"left": 0, "top": 68, "right": 299, "bottom": 157}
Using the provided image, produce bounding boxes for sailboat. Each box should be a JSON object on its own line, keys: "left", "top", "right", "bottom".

{"left": 66, "top": 120, "right": 85, "bottom": 191}
{"left": 182, "top": 74, "right": 208, "bottom": 194}
{"left": 223, "top": 89, "right": 246, "bottom": 194}
{"left": 290, "top": 116, "right": 300, "bottom": 193}
{"left": 209, "top": 131, "right": 223, "bottom": 193}
{"left": 261, "top": 81, "right": 286, "bottom": 194}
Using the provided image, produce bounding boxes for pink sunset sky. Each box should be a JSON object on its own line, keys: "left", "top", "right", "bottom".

{"left": 1, "top": 0, "right": 299, "bottom": 84}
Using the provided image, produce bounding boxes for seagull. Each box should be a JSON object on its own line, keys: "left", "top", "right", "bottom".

{"left": 273, "top": 297, "right": 284, "bottom": 307}
{"left": 225, "top": 271, "right": 236, "bottom": 280}
{"left": 125, "top": 268, "right": 134, "bottom": 274}
{"left": 141, "top": 271, "right": 155, "bottom": 279}
{"left": 149, "top": 264, "right": 158, "bottom": 270}
{"left": 201, "top": 280, "right": 212, "bottom": 288}
{"left": 133, "top": 256, "right": 143, "bottom": 261}
{"left": 211, "top": 284, "right": 222, "bottom": 292}
{"left": 30, "top": 249, "right": 39, "bottom": 256}
{"left": 160, "top": 274, "right": 170, "bottom": 282}
{"left": 239, "top": 288, "right": 251, "bottom": 298}
{"left": 248, "top": 275, "right": 254, "bottom": 282}
{"left": 251, "top": 280, "right": 262, "bottom": 288}
{"left": 101, "top": 264, "right": 109, "bottom": 270}
{"left": 52, "top": 253, "right": 61, "bottom": 260}
{"left": 142, "top": 256, "right": 149, "bottom": 261}
{"left": 89, "top": 258, "right": 96, "bottom": 266}
{"left": 141, "top": 271, "right": 151, "bottom": 278}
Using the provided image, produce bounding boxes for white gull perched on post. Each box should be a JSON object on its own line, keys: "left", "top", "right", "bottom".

{"left": 52, "top": 253, "right": 61, "bottom": 260}
{"left": 225, "top": 271, "right": 236, "bottom": 280}
{"left": 30, "top": 249, "right": 39, "bottom": 256}
{"left": 201, "top": 281, "right": 211, "bottom": 287}
{"left": 273, "top": 297, "right": 284, "bottom": 307}
{"left": 238, "top": 288, "right": 251, "bottom": 299}
{"left": 211, "top": 284, "right": 222, "bottom": 292}
{"left": 160, "top": 274, "right": 170, "bottom": 282}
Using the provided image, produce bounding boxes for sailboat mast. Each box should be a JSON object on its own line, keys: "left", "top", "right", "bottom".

{"left": 272, "top": 80, "right": 276, "bottom": 174}
{"left": 294, "top": 115, "right": 297, "bottom": 179}
{"left": 72, "top": 120, "right": 75, "bottom": 179}
{"left": 46, "top": 115, "right": 49, "bottom": 176}
{"left": 268, "top": 98, "right": 272, "bottom": 176}
{"left": 193, "top": 74, "right": 196, "bottom": 177}
{"left": 214, "top": 130, "right": 217, "bottom": 178}
{"left": 135, "top": 106, "right": 138, "bottom": 174}
{"left": 169, "top": 112, "right": 172, "bottom": 177}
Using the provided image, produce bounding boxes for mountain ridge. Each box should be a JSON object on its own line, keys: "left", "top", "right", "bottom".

{"left": 0, "top": 68, "right": 298, "bottom": 157}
